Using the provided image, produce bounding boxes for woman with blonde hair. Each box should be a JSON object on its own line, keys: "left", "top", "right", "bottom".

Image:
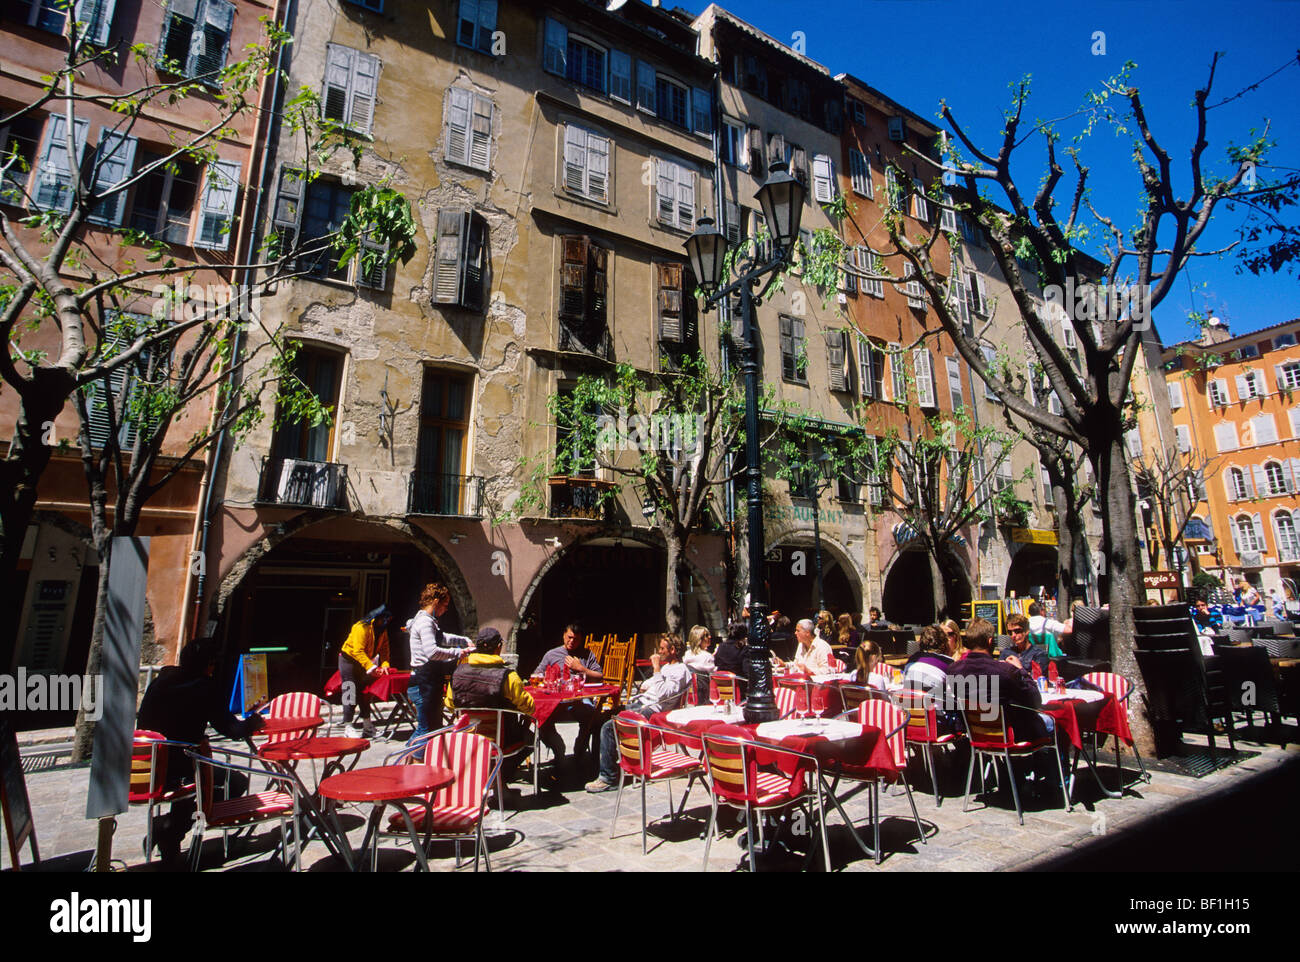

{"left": 850, "top": 639, "right": 890, "bottom": 690}
{"left": 683, "top": 624, "right": 716, "bottom": 671}
{"left": 939, "top": 618, "right": 963, "bottom": 658}
{"left": 836, "top": 612, "right": 860, "bottom": 648}
{"left": 815, "top": 610, "right": 835, "bottom": 645}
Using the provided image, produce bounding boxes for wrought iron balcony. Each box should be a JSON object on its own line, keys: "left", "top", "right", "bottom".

{"left": 258, "top": 457, "right": 349, "bottom": 509}
{"left": 558, "top": 322, "right": 613, "bottom": 360}
{"left": 407, "top": 471, "right": 484, "bottom": 517}
{"left": 548, "top": 474, "right": 616, "bottom": 521}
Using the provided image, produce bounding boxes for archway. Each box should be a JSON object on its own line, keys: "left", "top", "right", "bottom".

{"left": 1005, "top": 543, "right": 1059, "bottom": 599}
{"left": 881, "top": 545, "right": 972, "bottom": 626}
{"left": 763, "top": 536, "right": 862, "bottom": 622}
{"left": 213, "top": 514, "right": 476, "bottom": 693}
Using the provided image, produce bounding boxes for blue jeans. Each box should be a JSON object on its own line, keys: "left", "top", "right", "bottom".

{"left": 598, "top": 706, "right": 654, "bottom": 783}
{"left": 409, "top": 661, "right": 454, "bottom": 742}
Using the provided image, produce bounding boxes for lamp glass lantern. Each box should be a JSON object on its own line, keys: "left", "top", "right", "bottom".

{"left": 684, "top": 215, "right": 727, "bottom": 298}
{"left": 755, "top": 164, "right": 805, "bottom": 257}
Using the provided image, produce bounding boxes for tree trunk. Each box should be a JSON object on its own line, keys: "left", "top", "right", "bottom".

{"left": 1094, "top": 433, "right": 1154, "bottom": 754}
{"left": 663, "top": 526, "right": 685, "bottom": 637}
{"left": 1054, "top": 492, "right": 1075, "bottom": 612}
{"left": 926, "top": 545, "right": 949, "bottom": 622}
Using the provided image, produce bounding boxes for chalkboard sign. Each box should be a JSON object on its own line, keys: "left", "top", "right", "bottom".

{"left": 968, "top": 600, "right": 1004, "bottom": 633}
{"left": 0, "top": 717, "right": 39, "bottom": 870}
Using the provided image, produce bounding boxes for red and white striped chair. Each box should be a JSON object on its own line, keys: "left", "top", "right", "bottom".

{"left": 700, "top": 727, "right": 830, "bottom": 872}
{"left": 185, "top": 747, "right": 301, "bottom": 871}
{"left": 262, "top": 692, "right": 324, "bottom": 744}
{"left": 829, "top": 656, "right": 847, "bottom": 672}
{"left": 610, "top": 712, "right": 706, "bottom": 855}
{"left": 709, "top": 671, "right": 744, "bottom": 705}
{"left": 773, "top": 685, "right": 801, "bottom": 719}
{"left": 386, "top": 730, "right": 503, "bottom": 871}
{"left": 1081, "top": 671, "right": 1149, "bottom": 783}
{"left": 829, "top": 698, "right": 926, "bottom": 863}
{"left": 960, "top": 700, "right": 1069, "bottom": 826}
{"left": 130, "top": 730, "right": 195, "bottom": 862}
{"left": 896, "top": 688, "right": 963, "bottom": 806}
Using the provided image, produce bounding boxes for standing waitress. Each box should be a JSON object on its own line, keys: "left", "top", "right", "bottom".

{"left": 407, "top": 582, "right": 471, "bottom": 740}
{"left": 341, "top": 605, "right": 393, "bottom": 738}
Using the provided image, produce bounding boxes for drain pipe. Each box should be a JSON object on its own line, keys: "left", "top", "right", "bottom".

{"left": 181, "top": 0, "right": 295, "bottom": 640}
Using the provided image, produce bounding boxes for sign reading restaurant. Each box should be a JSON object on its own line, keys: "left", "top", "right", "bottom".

{"left": 1011, "top": 527, "right": 1058, "bottom": 545}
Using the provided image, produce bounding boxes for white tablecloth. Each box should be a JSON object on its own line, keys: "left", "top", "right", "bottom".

{"left": 755, "top": 719, "right": 864, "bottom": 741}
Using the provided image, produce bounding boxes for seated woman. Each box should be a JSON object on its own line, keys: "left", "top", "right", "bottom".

{"left": 902, "top": 625, "right": 953, "bottom": 692}
{"left": 836, "top": 613, "right": 860, "bottom": 650}
{"left": 683, "top": 624, "right": 716, "bottom": 671}
{"left": 847, "top": 639, "right": 890, "bottom": 690}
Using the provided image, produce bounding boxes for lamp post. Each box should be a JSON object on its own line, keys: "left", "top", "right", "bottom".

{"left": 790, "top": 448, "right": 836, "bottom": 613}
{"left": 685, "top": 163, "right": 805, "bottom": 724}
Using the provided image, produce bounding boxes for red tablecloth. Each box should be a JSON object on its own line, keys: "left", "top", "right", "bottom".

{"left": 525, "top": 684, "right": 620, "bottom": 728}
{"left": 1038, "top": 690, "right": 1128, "bottom": 750}
{"left": 258, "top": 736, "right": 370, "bottom": 763}
{"left": 323, "top": 670, "right": 410, "bottom": 703}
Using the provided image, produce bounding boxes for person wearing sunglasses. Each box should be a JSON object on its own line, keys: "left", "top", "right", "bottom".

{"left": 1000, "top": 612, "right": 1052, "bottom": 675}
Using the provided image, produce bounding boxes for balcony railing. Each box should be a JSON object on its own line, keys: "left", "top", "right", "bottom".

{"left": 558, "top": 322, "right": 613, "bottom": 360}
{"left": 548, "top": 474, "right": 616, "bottom": 521}
{"left": 407, "top": 471, "right": 484, "bottom": 517}
{"left": 258, "top": 457, "right": 349, "bottom": 509}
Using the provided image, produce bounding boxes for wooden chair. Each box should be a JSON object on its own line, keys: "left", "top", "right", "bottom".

{"left": 589, "top": 637, "right": 607, "bottom": 666}
{"left": 960, "top": 701, "right": 1069, "bottom": 826}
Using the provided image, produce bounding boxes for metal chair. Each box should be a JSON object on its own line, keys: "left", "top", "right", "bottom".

{"left": 896, "top": 688, "right": 962, "bottom": 806}
{"left": 130, "top": 730, "right": 195, "bottom": 863}
{"left": 452, "top": 707, "right": 540, "bottom": 820}
{"left": 184, "top": 747, "right": 301, "bottom": 871}
{"left": 959, "top": 701, "right": 1070, "bottom": 826}
{"left": 609, "top": 713, "right": 706, "bottom": 854}
{"left": 1080, "top": 672, "right": 1150, "bottom": 782}
{"left": 709, "top": 670, "right": 745, "bottom": 704}
{"left": 262, "top": 691, "right": 324, "bottom": 743}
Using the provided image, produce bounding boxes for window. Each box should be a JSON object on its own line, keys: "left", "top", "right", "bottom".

{"left": 636, "top": 61, "right": 656, "bottom": 114}
{"left": 1208, "top": 379, "right": 1231, "bottom": 407}
{"left": 323, "top": 45, "right": 380, "bottom": 136}
{"left": 271, "top": 345, "right": 342, "bottom": 463}
{"left": 609, "top": 50, "right": 632, "bottom": 104}
{"left": 946, "top": 356, "right": 963, "bottom": 411}
{"left": 960, "top": 214, "right": 983, "bottom": 248}
{"left": 1175, "top": 424, "right": 1192, "bottom": 453}
{"left": 912, "top": 190, "right": 929, "bottom": 223}
{"left": 981, "top": 346, "right": 1000, "bottom": 400}
{"left": 1275, "top": 511, "right": 1300, "bottom": 561}
{"left": 86, "top": 127, "right": 137, "bottom": 227}
{"left": 655, "top": 157, "right": 694, "bottom": 231}
{"left": 779, "top": 314, "right": 806, "bottom": 384}
{"left": 271, "top": 168, "right": 393, "bottom": 289}
{"left": 568, "top": 35, "right": 607, "bottom": 94}
{"left": 1264, "top": 461, "right": 1288, "bottom": 496}
{"left": 444, "top": 87, "right": 494, "bottom": 172}
{"left": 905, "top": 266, "right": 924, "bottom": 310}
{"left": 966, "top": 270, "right": 988, "bottom": 316}
{"left": 653, "top": 75, "right": 688, "bottom": 128}
{"left": 858, "top": 248, "right": 883, "bottom": 297}
{"left": 846, "top": 97, "right": 867, "bottom": 127}
{"left": 457, "top": 0, "right": 497, "bottom": 55}
{"left": 414, "top": 369, "right": 471, "bottom": 513}
{"left": 82, "top": 311, "right": 152, "bottom": 450}
{"left": 193, "top": 160, "right": 241, "bottom": 250}
{"left": 158, "top": 0, "right": 235, "bottom": 84}
{"left": 1236, "top": 369, "right": 1264, "bottom": 401}
{"left": 432, "top": 209, "right": 489, "bottom": 310}
{"left": 1276, "top": 362, "right": 1300, "bottom": 392}
{"left": 1273, "top": 332, "right": 1296, "bottom": 348}
{"left": 0, "top": 113, "right": 43, "bottom": 205}
{"left": 1250, "top": 412, "right": 1278, "bottom": 445}
{"left": 31, "top": 114, "right": 88, "bottom": 212}
{"left": 889, "top": 343, "right": 907, "bottom": 401}
{"left": 13, "top": 0, "right": 116, "bottom": 43}
{"left": 885, "top": 167, "right": 903, "bottom": 212}
{"left": 848, "top": 149, "right": 872, "bottom": 198}
{"left": 1041, "top": 463, "right": 1054, "bottom": 506}
{"left": 1167, "top": 380, "right": 1184, "bottom": 409}
{"left": 1125, "top": 428, "right": 1143, "bottom": 457}
{"left": 720, "top": 118, "right": 746, "bottom": 168}
{"left": 812, "top": 153, "right": 835, "bottom": 204}
{"left": 562, "top": 125, "right": 610, "bottom": 204}
{"left": 128, "top": 150, "right": 199, "bottom": 244}
{"left": 556, "top": 235, "right": 610, "bottom": 352}
{"left": 1233, "top": 514, "right": 1262, "bottom": 554}
{"left": 826, "top": 329, "right": 851, "bottom": 393}
{"left": 1236, "top": 344, "right": 1260, "bottom": 360}
{"left": 948, "top": 264, "right": 971, "bottom": 330}
{"left": 656, "top": 262, "right": 698, "bottom": 349}
{"left": 939, "top": 192, "right": 957, "bottom": 233}
{"left": 914, "top": 348, "right": 936, "bottom": 408}
{"left": 858, "top": 334, "right": 885, "bottom": 400}
{"left": 1227, "top": 467, "right": 1250, "bottom": 501}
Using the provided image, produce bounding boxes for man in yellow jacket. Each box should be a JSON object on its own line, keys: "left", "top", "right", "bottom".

{"left": 445, "top": 627, "right": 534, "bottom": 751}
{"left": 341, "top": 605, "right": 393, "bottom": 738}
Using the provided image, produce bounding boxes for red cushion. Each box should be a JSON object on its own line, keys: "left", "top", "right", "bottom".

{"left": 207, "top": 791, "right": 295, "bottom": 827}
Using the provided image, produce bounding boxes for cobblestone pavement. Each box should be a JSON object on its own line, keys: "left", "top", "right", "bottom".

{"left": 8, "top": 721, "right": 1297, "bottom": 873}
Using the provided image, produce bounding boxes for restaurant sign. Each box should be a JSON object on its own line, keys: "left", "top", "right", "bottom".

{"left": 1011, "top": 527, "right": 1058, "bottom": 545}
{"left": 1142, "top": 571, "right": 1181, "bottom": 590}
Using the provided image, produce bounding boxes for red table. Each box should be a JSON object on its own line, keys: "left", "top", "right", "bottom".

{"left": 525, "top": 683, "right": 621, "bottom": 729}
{"left": 260, "top": 716, "right": 325, "bottom": 739}
{"left": 319, "top": 765, "right": 455, "bottom": 872}
{"left": 259, "top": 736, "right": 369, "bottom": 784}
{"left": 1038, "top": 689, "right": 1127, "bottom": 801}
{"left": 323, "top": 671, "right": 414, "bottom": 740}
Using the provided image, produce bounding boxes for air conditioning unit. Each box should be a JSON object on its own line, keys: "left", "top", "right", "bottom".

{"left": 888, "top": 116, "right": 905, "bottom": 142}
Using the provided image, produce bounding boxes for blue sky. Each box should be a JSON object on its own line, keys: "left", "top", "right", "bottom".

{"left": 714, "top": 0, "right": 1300, "bottom": 344}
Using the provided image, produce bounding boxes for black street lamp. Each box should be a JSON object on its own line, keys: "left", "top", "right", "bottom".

{"left": 685, "top": 163, "right": 805, "bottom": 724}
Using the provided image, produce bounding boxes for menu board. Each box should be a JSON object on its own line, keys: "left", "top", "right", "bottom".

{"left": 0, "top": 717, "right": 39, "bottom": 870}
{"left": 968, "top": 600, "right": 1004, "bottom": 633}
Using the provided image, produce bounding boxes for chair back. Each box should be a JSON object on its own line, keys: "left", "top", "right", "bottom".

{"left": 897, "top": 689, "right": 939, "bottom": 741}
{"left": 710, "top": 671, "right": 742, "bottom": 703}
{"left": 686, "top": 667, "right": 711, "bottom": 706}
{"left": 264, "top": 691, "right": 323, "bottom": 744}
{"left": 420, "top": 730, "right": 500, "bottom": 813}
{"left": 829, "top": 656, "right": 847, "bottom": 672}
{"left": 838, "top": 683, "right": 885, "bottom": 714}
{"left": 1081, "top": 671, "right": 1132, "bottom": 709}
{"left": 700, "top": 729, "right": 759, "bottom": 803}
{"left": 589, "top": 638, "right": 606, "bottom": 665}
{"left": 1133, "top": 649, "right": 1215, "bottom": 731}
{"left": 773, "top": 685, "right": 800, "bottom": 719}
{"left": 613, "top": 712, "right": 654, "bottom": 777}
{"left": 959, "top": 702, "right": 1014, "bottom": 751}
{"left": 130, "top": 730, "right": 168, "bottom": 802}
{"left": 1211, "top": 645, "right": 1281, "bottom": 713}
{"left": 856, "top": 698, "right": 907, "bottom": 768}
{"left": 602, "top": 638, "right": 636, "bottom": 692}
{"left": 1069, "top": 606, "right": 1111, "bottom": 661}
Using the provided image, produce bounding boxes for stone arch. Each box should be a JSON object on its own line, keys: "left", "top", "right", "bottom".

{"left": 210, "top": 513, "right": 477, "bottom": 633}
{"left": 879, "top": 541, "right": 973, "bottom": 623}
{"left": 764, "top": 522, "right": 866, "bottom": 615}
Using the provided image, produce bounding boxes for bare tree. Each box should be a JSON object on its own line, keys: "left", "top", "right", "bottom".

{"left": 1132, "top": 441, "right": 1217, "bottom": 579}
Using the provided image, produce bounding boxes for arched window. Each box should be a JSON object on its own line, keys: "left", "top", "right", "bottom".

{"left": 1276, "top": 511, "right": 1299, "bottom": 562}
{"left": 1235, "top": 514, "right": 1261, "bottom": 553}
{"left": 1264, "top": 461, "right": 1287, "bottom": 497}
{"left": 1229, "top": 467, "right": 1250, "bottom": 501}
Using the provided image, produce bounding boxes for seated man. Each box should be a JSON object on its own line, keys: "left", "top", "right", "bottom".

{"left": 585, "top": 634, "right": 691, "bottom": 792}
{"left": 445, "top": 627, "right": 534, "bottom": 752}
{"left": 790, "top": 618, "right": 834, "bottom": 674}
{"left": 946, "top": 617, "right": 1050, "bottom": 742}
{"left": 713, "top": 620, "right": 749, "bottom": 679}
{"left": 866, "top": 607, "right": 889, "bottom": 630}
{"left": 136, "top": 637, "right": 266, "bottom": 865}
{"left": 1191, "top": 597, "right": 1224, "bottom": 636}
{"left": 1000, "top": 613, "right": 1053, "bottom": 675}
{"left": 531, "top": 623, "right": 602, "bottom": 761}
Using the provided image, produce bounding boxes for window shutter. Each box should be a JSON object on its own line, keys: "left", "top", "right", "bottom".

{"left": 1251, "top": 463, "right": 1268, "bottom": 498}
{"left": 912, "top": 191, "right": 929, "bottom": 222}
{"left": 433, "top": 208, "right": 467, "bottom": 305}
{"left": 1175, "top": 425, "right": 1191, "bottom": 452}
{"left": 475, "top": 0, "right": 497, "bottom": 52}
{"left": 790, "top": 146, "right": 807, "bottom": 184}
{"left": 1225, "top": 470, "right": 1237, "bottom": 502}
{"left": 1254, "top": 413, "right": 1278, "bottom": 444}
{"left": 585, "top": 132, "right": 608, "bottom": 202}
{"left": 557, "top": 235, "right": 588, "bottom": 321}
{"left": 1291, "top": 407, "right": 1300, "bottom": 438}
{"left": 194, "top": 159, "right": 240, "bottom": 250}
{"left": 1168, "top": 381, "right": 1184, "bottom": 409}
{"left": 357, "top": 225, "right": 389, "bottom": 290}
{"left": 940, "top": 192, "right": 957, "bottom": 232}
{"left": 1229, "top": 517, "right": 1241, "bottom": 554}
{"left": 468, "top": 93, "right": 493, "bottom": 171}
{"left": 676, "top": 164, "right": 694, "bottom": 229}
{"left": 779, "top": 315, "right": 793, "bottom": 380}
{"left": 1125, "top": 428, "right": 1143, "bottom": 457}
{"left": 636, "top": 61, "right": 656, "bottom": 113}
{"left": 914, "top": 348, "right": 935, "bottom": 408}
{"left": 348, "top": 51, "right": 380, "bottom": 135}
{"left": 74, "top": 0, "right": 117, "bottom": 46}
{"left": 1242, "top": 467, "right": 1256, "bottom": 498}
{"left": 657, "top": 262, "right": 683, "bottom": 343}
{"left": 976, "top": 274, "right": 988, "bottom": 315}
{"left": 746, "top": 125, "right": 763, "bottom": 172}
{"left": 1235, "top": 374, "right": 1250, "bottom": 400}
{"left": 858, "top": 334, "right": 873, "bottom": 398}
{"left": 826, "top": 330, "right": 847, "bottom": 392}
{"left": 1288, "top": 458, "right": 1300, "bottom": 494}
{"left": 87, "top": 128, "right": 137, "bottom": 226}
{"left": 609, "top": 50, "right": 632, "bottom": 103}
{"left": 34, "top": 115, "right": 89, "bottom": 211}
{"left": 271, "top": 165, "right": 304, "bottom": 252}
{"left": 766, "top": 132, "right": 785, "bottom": 172}
{"left": 723, "top": 201, "right": 743, "bottom": 247}
{"left": 543, "top": 18, "right": 567, "bottom": 75}
{"left": 588, "top": 244, "right": 608, "bottom": 327}
{"left": 1253, "top": 513, "right": 1267, "bottom": 552}
{"left": 457, "top": 212, "right": 486, "bottom": 310}
{"left": 443, "top": 87, "right": 472, "bottom": 166}
{"left": 692, "top": 86, "right": 711, "bottom": 134}
{"left": 563, "top": 125, "right": 588, "bottom": 195}
{"left": 812, "top": 154, "right": 834, "bottom": 204}
{"left": 656, "top": 158, "right": 677, "bottom": 226}
{"left": 323, "top": 44, "right": 355, "bottom": 125}
{"left": 189, "top": 0, "right": 234, "bottom": 81}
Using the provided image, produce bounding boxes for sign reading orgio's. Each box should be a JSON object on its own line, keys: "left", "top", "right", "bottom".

{"left": 1011, "top": 528, "right": 1058, "bottom": 545}
{"left": 1142, "top": 570, "right": 1182, "bottom": 590}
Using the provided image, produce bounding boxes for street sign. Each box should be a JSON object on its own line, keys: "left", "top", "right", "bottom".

{"left": 1012, "top": 528, "right": 1058, "bottom": 545}
{"left": 1143, "top": 571, "right": 1181, "bottom": 590}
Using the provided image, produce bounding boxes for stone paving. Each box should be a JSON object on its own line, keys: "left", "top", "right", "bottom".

{"left": 7, "top": 720, "right": 1297, "bottom": 873}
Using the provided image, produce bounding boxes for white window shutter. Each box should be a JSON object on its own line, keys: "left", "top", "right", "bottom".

{"left": 194, "top": 159, "right": 240, "bottom": 250}
{"left": 1254, "top": 413, "right": 1278, "bottom": 444}
{"left": 543, "top": 18, "right": 567, "bottom": 75}
{"left": 35, "top": 115, "right": 89, "bottom": 212}
{"left": 1214, "top": 422, "right": 1237, "bottom": 452}
{"left": 1288, "top": 458, "right": 1300, "bottom": 494}
{"left": 586, "top": 133, "right": 609, "bottom": 203}
{"left": 1168, "top": 381, "right": 1184, "bottom": 409}
{"left": 858, "top": 335, "right": 873, "bottom": 398}
{"left": 1252, "top": 463, "right": 1268, "bottom": 497}
{"left": 87, "top": 128, "right": 137, "bottom": 226}
{"left": 677, "top": 165, "right": 694, "bottom": 229}
{"left": 1224, "top": 469, "right": 1237, "bottom": 502}
{"left": 563, "top": 125, "right": 587, "bottom": 194}
{"left": 349, "top": 52, "right": 380, "bottom": 135}
{"left": 976, "top": 274, "right": 988, "bottom": 314}
{"left": 75, "top": 0, "right": 117, "bottom": 46}
{"left": 1235, "top": 374, "right": 1249, "bottom": 400}
{"left": 609, "top": 50, "right": 632, "bottom": 103}
{"left": 913, "top": 191, "right": 929, "bottom": 222}
{"left": 656, "top": 158, "right": 676, "bottom": 225}
{"left": 469, "top": 94, "right": 493, "bottom": 171}
{"left": 1253, "top": 514, "right": 1267, "bottom": 552}
{"left": 914, "top": 348, "right": 935, "bottom": 408}
{"left": 324, "top": 44, "right": 355, "bottom": 123}
{"left": 443, "top": 87, "right": 471, "bottom": 166}
{"left": 812, "top": 153, "right": 834, "bottom": 203}
{"left": 940, "top": 192, "right": 956, "bottom": 232}
{"left": 1175, "top": 425, "right": 1191, "bottom": 453}
{"left": 636, "top": 61, "right": 656, "bottom": 113}
{"left": 1291, "top": 407, "right": 1300, "bottom": 438}
{"left": 1125, "top": 428, "right": 1143, "bottom": 457}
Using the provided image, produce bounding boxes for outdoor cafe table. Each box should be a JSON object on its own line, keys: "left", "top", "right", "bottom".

{"left": 525, "top": 682, "right": 622, "bottom": 729}
{"left": 259, "top": 716, "right": 325, "bottom": 739}
{"left": 318, "top": 765, "right": 454, "bottom": 872}
{"left": 259, "top": 736, "right": 369, "bottom": 867}
{"left": 1038, "top": 687, "right": 1127, "bottom": 800}
{"left": 323, "top": 670, "right": 414, "bottom": 739}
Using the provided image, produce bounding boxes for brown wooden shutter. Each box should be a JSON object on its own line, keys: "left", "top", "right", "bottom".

{"left": 657, "top": 262, "right": 683, "bottom": 342}
{"left": 433, "top": 208, "right": 466, "bottom": 304}
{"left": 746, "top": 125, "right": 763, "bottom": 171}
{"left": 559, "top": 235, "right": 588, "bottom": 320}
{"left": 767, "top": 132, "right": 785, "bottom": 172}
{"left": 826, "top": 330, "right": 847, "bottom": 392}
{"left": 588, "top": 243, "right": 608, "bottom": 326}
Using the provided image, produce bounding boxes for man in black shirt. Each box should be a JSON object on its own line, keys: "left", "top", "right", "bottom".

{"left": 136, "top": 638, "right": 265, "bottom": 864}
{"left": 713, "top": 621, "right": 750, "bottom": 679}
